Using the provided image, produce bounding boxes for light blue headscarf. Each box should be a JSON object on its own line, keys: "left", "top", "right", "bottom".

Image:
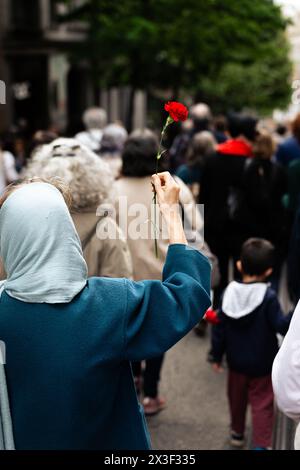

{"left": 0, "top": 182, "right": 88, "bottom": 303}
{"left": 0, "top": 182, "right": 88, "bottom": 449}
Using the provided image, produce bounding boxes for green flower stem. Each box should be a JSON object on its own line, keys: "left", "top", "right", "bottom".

{"left": 153, "top": 192, "right": 158, "bottom": 258}
{"left": 153, "top": 116, "right": 173, "bottom": 258}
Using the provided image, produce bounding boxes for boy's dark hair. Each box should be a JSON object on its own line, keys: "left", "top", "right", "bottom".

{"left": 240, "top": 238, "right": 275, "bottom": 276}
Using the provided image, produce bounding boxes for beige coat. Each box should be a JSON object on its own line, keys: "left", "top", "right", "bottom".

{"left": 114, "top": 176, "right": 217, "bottom": 284}
{"left": 72, "top": 210, "right": 132, "bottom": 279}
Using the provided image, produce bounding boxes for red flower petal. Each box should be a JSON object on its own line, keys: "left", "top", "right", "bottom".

{"left": 164, "top": 101, "right": 188, "bottom": 122}
{"left": 204, "top": 308, "right": 220, "bottom": 325}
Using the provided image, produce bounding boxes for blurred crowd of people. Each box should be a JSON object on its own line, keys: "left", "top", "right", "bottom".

{"left": 1, "top": 101, "right": 300, "bottom": 449}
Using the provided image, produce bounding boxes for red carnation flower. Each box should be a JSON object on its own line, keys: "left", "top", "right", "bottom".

{"left": 204, "top": 308, "right": 220, "bottom": 325}
{"left": 164, "top": 101, "right": 188, "bottom": 122}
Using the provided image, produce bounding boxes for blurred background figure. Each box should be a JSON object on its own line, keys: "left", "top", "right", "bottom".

{"left": 285, "top": 116, "right": 300, "bottom": 303}
{"left": 115, "top": 129, "right": 214, "bottom": 415}
{"left": 200, "top": 112, "right": 257, "bottom": 306}
{"left": 99, "top": 123, "right": 128, "bottom": 179}
{"left": 275, "top": 113, "right": 300, "bottom": 167}
{"left": 25, "top": 138, "right": 132, "bottom": 280}
{"left": 213, "top": 115, "right": 229, "bottom": 144}
{"left": 287, "top": 201, "right": 300, "bottom": 304}
{"left": 75, "top": 107, "right": 108, "bottom": 154}
{"left": 176, "top": 131, "right": 217, "bottom": 199}
{"left": 190, "top": 103, "right": 213, "bottom": 134}
{"left": 232, "top": 131, "right": 288, "bottom": 291}
{"left": 274, "top": 122, "right": 288, "bottom": 145}
{"left": 281, "top": 116, "right": 300, "bottom": 216}
{"left": 11, "top": 136, "right": 27, "bottom": 173}
{"left": 169, "top": 102, "right": 213, "bottom": 172}
{"left": 0, "top": 138, "right": 19, "bottom": 194}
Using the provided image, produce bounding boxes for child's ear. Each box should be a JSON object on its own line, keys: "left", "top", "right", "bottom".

{"left": 236, "top": 260, "right": 242, "bottom": 273}
{"left": 265, "top": 268, "right": 273, "bottom": 278}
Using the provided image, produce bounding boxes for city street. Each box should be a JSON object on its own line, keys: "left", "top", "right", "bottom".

{"left": 147, "top": 329, "right": 232, "bottom": 450}
{"left": 0, "top": 0, "right": 298, "bottom": 457}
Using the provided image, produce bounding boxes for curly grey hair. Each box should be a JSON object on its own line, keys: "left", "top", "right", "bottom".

{"left": 25, "top": 138, "right": 114, "bottom": 210}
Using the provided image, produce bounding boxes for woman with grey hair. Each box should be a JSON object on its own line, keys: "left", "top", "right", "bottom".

{"left": 25, "top": 138, "right": 132, "bottom": 279}
{"left": 75, "top": 107, "right": 108, "bottom": 154}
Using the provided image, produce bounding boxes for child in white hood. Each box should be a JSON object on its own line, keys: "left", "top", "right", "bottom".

{"left": 211, "top": 238, "right": 292, "bottom": 450}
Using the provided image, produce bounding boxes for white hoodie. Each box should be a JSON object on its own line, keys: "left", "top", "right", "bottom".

{"left": 272, "top": 300, "right": 300, "bottom": 449}
{"left": 222, "top": 281, "right": 268, "bottom": 319}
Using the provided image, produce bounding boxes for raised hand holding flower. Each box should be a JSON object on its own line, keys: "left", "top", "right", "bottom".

{"left": 153, "top": 101, "right": 189, "bottom": 256}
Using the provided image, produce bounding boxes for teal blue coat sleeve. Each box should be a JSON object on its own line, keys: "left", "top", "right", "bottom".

{"left": 123, "top": 244, "right": 211, "bottom": 361}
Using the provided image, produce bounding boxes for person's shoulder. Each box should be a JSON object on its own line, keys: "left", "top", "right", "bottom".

{"left": 88, "top": 276, "right": 125, "bottom": 286}
{"left": 263, "top": 285, "right": 279, "bottom": 305}
{"left": 78, "top": 278, "right": 128, "bottom": 337}
{"left": 86, "top": 277, "right": 127, "bottom": 300}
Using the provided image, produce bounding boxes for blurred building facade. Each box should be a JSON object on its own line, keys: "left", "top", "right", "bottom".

{"left": 0, "top": 0, "right": 91, "bottom": 135}
{"left": 274, "top": 2, "right": 300, "bottom": 120}
{"left": 287, "top": 9, "right": 300, "bottom": 100}
{"left": 287, "top": 12, "right": 300, "bottom": 76}
{"left": 0, "top": 0, "right": 146, "bottom": 136}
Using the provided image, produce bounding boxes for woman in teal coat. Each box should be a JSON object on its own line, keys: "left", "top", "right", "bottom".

{"left": 0, "top": 172, "right": 211, "bottom": 450}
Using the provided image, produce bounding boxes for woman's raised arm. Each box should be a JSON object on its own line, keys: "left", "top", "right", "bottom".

{"left": 122, "top": 172, "right": 211, "bottom": 360}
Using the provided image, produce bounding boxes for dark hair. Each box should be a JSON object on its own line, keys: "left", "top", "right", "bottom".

{"left": 214, "top": 115, "right": 228, "bottom": 133}
{"left": 240, "top": 238, "right": 274, "bottom": 276}
{"left": 122, "top": 129, "right": 167, "bottom": 177}
{"left": 292, "top": 113, "right": 300, "bottom": 143}
{"left": 227, "top": 112, "right": 257, "bottom": 142}
{"left": 276, "top": 124, "right": 287, "bottom": 136}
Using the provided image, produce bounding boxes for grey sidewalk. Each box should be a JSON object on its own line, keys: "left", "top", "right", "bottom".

{"left": 147, "top": 329, "right": 230, "bottom": 450}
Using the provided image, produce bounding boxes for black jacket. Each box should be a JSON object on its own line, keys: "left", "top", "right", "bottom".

{"left": 200, "top": 140, "right": 252, "bottom": 238}
{"left": 233, "top": 158, "right": 287, "bottom": 244}
{"left": 211, "top": 281, "right": 292, "bottom": 377}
